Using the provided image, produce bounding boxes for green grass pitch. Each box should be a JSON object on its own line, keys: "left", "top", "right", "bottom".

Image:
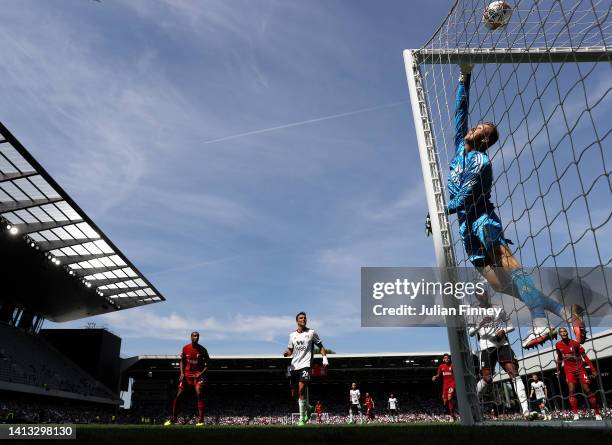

{"left": 20, "top": 423, "right": 612, "bottom": 445}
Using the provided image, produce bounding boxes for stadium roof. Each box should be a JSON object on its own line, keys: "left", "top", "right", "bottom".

{"left": 0, "top": 122, "right": 164, "bottom": 320}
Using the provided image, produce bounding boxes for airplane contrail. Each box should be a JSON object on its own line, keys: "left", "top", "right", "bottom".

{"left": 202, "top": 100, "right": 409, "bottom": 145}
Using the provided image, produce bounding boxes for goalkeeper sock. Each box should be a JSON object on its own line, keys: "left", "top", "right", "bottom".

{"left": 511, "top": 268, "right": 563, "bottom": 319}
{"left": 298, "top": 399, "right": 306, "bottom": 420}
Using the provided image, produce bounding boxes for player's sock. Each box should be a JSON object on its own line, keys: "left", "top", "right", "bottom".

{"left": 298, "top": 399, "right": 306, "bottom": 421}
{"left": 197, "top": 399, "right": 204, "bottom": 421}
{"left": 172, "top": 398, "right": 180, "bottom": 422}
{"left": 512, "top": 376, "right": 529, "bottom": 415}
{"left": 511, "top": 268, "right": 563, "bottom": 318}
{"left": 569, "top": 395, "right": 578, "bottom": 413}
{"left": 588, "top": 394, "right": 600, "bottom": 415}
{"left": 304, "top": 387, "right": 313, "bottom": 412}
{"left": 448, "top": 399, "right": 455, "bottom": 417}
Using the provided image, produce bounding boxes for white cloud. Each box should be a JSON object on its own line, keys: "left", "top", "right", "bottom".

{"left": 96, "top": 308, "right": 357, "bottom": 345}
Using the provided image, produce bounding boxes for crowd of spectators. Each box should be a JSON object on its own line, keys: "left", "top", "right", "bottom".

{"left": 4, "top": 397, "right": 610, "bottom": 425}
{"left": 0, "top": 324, "right": 116, "bottom": 400}
{"left": 0, "top": 399, "right": 117, "bottom": 424}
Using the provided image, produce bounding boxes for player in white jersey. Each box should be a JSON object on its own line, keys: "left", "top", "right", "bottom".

{"left": 348, "top": 382, "right": 363, "bottom": 423}
{"left": 283, "top": 312, "right": 328, "bottom": 426}
{"left": 387, "top": 394, "right": 399, "bottom": 422}
{"left": 468, "top": 291, "right": 530, "bottom": 418}
{"left": 529, "top": 374, "right": 550, "bottom": 419}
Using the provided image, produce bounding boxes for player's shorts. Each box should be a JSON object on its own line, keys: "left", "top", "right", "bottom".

{"left": 564, "top": 366, "right": 590, "bottom": 385}
{"left": 535, "top": 397, "right": 547, "bottom": 406}
{"left": 289, "top": 367, "right": 311, "bottom": 386}
{"left": 179, "top": 374, "right": 204, "bottom": 390}
{"left": 389, "top": 408, "right": 398, "bottom": 415}
{"left": 442, "top": 385, "right": 455, "bottom": 401}
{"left": 459, "top": 212, "right": 510, "bottom": 267}
{"left": 479, "top": 344, "right": 517, "bottom": 371}
{"left": 350, "top": 404, "right": 362, "bottom": 415}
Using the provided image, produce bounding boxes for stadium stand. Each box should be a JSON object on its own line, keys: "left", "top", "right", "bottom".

{"left": 0, "top": 323, "right": 117, "bottom": 402}
{"left": 0, "top": 122, "right": 164, "bottom": 418}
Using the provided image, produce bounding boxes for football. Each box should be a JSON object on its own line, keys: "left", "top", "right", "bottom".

{"left": 483, "top": 1, "right": 513, "bottom": 30}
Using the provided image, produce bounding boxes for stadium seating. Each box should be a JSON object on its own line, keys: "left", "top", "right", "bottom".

{"left": 0, "top": 322, "right": 117, "bottom": 400}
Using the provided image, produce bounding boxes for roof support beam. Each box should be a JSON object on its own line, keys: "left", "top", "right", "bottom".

{"left": 53, "top": 253, "right": 116, "bottom": 265}
{"left": 0, "top": 171, "right": 38, "bottom": 183}
{"left": 13, "top": 219, "right": 84, "bottom": 235}
{"left": 85, "top": 276, "right": 138, "bottom": 287}
{"left": 35, "top": 237, "right": 100, "bottom": 251}
{"left": 71, "top": 266, "right": 129, "bottom": 277}
{"left": 0, "top": 197, "right": 63, "bottom": 213}
{"left": 99, "top": 286, "right": 149, "bottom": 297}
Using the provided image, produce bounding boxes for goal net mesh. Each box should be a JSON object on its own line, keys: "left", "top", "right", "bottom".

{"left": 410, "top": 0, "right": 610, "bottom": 420}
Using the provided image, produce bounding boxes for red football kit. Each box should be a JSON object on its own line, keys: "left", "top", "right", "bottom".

{"left": 555, "top": 338, "right": 600, "bottom": 415}
{"left": 179, "top": 343, "right": 210, "bottom": 390}
{"left": 555, "top": 339, "right": 595, "bottom": 385}
{"left": 364, "top": 396, "right": 374, "bottom": 419}
{"left": 315, "top": 403, "right": 323, "bottom": 422}
{"left": 437, "top": 363, "right": 456, "bottom": 399}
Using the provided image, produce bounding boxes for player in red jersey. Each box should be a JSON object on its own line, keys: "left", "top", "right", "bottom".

{"left": 555, "top": 327, "right": 601, "bottom": 421}
{"left": 164, "top": 331, "right": 210, "bottom": 426}
{"left": 364, "top": 393, "right": 375, "bottom": 421}
{"left": 432, "top": 353, "right": 456, "bottom": 419}
{"left": 315, "top": 401, "right": 324, "bottom": 423}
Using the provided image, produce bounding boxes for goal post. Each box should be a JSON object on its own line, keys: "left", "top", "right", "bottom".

{"left": 404, "top": 48, "right": 481, "bottom": 426}
{"left": 412, "top": 47, "right": 610, "bottom": 65}
{"left": 404, "top": 0, "right": 611, "bottom": 426}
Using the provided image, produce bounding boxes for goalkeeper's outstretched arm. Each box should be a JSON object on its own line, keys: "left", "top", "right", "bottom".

{"left": 454, "top": 64, "right": 472, "bottom": 153}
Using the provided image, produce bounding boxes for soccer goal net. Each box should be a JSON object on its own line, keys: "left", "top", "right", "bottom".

{"left": 404, "top": 0, "right": 610, "bottom": 425}
{"left": 290, "top": 412, "right": 329, "bottom": 423}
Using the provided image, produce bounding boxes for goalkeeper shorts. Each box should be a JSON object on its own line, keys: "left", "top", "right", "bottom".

{"left": 459, "top": 212, "right": 511, "bottom": 266}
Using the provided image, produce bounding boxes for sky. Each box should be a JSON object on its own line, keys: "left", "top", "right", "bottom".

{"left": 1, "top": 0, "right": 608, "bottom": 358}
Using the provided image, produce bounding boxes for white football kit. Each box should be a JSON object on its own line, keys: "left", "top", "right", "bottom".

{"left": 388, "top": 397, "right": 398, "bottom": 410}
{"left": 468, "top": 304, "right": 514, "bottom": 349}
{"left": 350, "top": 389, "right": 361, "bottom": 405}
{"left": 288, "top": 328, "right": 322, "bottom": 370}
{"left": 531, "top": 381, "right": 546, "bottom": 400}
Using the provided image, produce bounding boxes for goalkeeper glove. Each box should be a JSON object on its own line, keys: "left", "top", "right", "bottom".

{"left": 459, "top": 63, "right": 473, "bottom": 82}
{"left": 322, "top": 356, "right": 329, "bottom": 367}
{"left": 425, "top": 212, "right": 432, "bottom": 237}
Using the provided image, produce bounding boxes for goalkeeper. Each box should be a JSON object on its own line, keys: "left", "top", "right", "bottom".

{"left": 442, "top": 64, "right": 584, "bottom": 349}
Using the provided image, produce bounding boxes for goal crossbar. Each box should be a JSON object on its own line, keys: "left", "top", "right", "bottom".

{"left": 408, "top": 46, "right": 611, "bottom": 64}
